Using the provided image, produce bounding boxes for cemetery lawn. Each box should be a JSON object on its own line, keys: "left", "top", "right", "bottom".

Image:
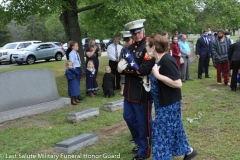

{"left": 0, "top": 53, "right": 240, "bottom": 160}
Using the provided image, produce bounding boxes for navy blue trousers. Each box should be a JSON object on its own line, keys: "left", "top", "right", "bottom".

{"left": 123, "top": 99, "right": 152, "bottom": 158}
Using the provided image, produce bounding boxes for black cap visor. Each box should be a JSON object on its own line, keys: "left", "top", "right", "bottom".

{"left": 130, "top": 27, "right": 143, "bottom": 34}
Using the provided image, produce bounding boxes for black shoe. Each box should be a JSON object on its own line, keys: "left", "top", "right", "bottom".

{"left": 183, "top": 149, "right": 198, "bottom": 160}
{"left": 198, "top": 77, "right": 202, "bottom": 79}
{"left": 205, "top": 75, "right": 211, "bottom": 78}
{"left": 231, "top": 88, "right": 236, "bottom": 91}
{"left": 78, "top": 96, "right": 84, "bottom": 101}
{"left": 181, "top": 79, "right": 186, "bottom": 82}
{"left": 132, "top": 155, "right": 146, "bottom": 160}
{"left": 186, "top": 78, "right": 193, "bottom": 81}
{"left": 132, "top": 145, "right": 139, "bottom": 154}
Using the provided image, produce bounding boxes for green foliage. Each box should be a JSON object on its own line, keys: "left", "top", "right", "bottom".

{"left": 0, "top": 26, "right": 11, "bottom": 46}
{"left": 196, "top": 0, "right": 240, "bottom": 32}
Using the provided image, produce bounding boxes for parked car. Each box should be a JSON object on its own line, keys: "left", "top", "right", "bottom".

{"left": 105, "top": 38, "right": 114, "bottom": 50}
{"left": 50, "top": 42, "right": 65, "bottom": 52}
{"left": 0, "top": 40, "right": 41, "bottom": 64}
{"left": 63, "top": 43, "right": 68, "bottom": 51}
{"left": 11, "top": 42, "right": 65, "bottom": 65}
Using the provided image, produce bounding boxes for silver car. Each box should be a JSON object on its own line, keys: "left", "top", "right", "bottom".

{"left": 12, "top": 42, "right": 65, "bottom": 65}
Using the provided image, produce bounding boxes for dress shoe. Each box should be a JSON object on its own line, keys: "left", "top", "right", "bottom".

{"left": 186, "top": 78, "right": 193, "bottom": 81}
{"left": 198, "top": 77, "right": 202, "bottom": 79}
{"left": 181, "top": 79, "right": 186, "bottom": 82}
{"left": 132, "top": 155, "right": 146, "bottom": 160}
{"left": 183, "top": 149, "right": 198, "bottom": 160}
{"left": 205, "top": 75, "right": 211, "bottom": 78}
{"left": 70, "top": 97, "right": 77, "bottom": 105}
{"left": 78, "top": 96, "right": 84, "bottom": 101}
{"left": 132, "top": 145, "right": 139, "bottom": 154}
{"left": 231, "top": 88, "right": 236, "bottom": 91}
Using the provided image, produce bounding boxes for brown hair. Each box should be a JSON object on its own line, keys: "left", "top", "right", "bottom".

{"left": 69, "top": 41, "right": 78, "bottom": 49}
{"left": 217, "top": 29, "right": 225, "bottom": 35}
{"left": 88, "top": 39, "right": 96, "bottom": 52}
{"left": 202, "top": 30, "right": 208, "bottom": 33}
{"left": 161, "top": 31, "right": 168, "bottom": 36}
{"left": 148, "top": 33, "right": 169, "bottom": 53}
{"left": 171, "top": 36, "right": 178, "bottom": 42}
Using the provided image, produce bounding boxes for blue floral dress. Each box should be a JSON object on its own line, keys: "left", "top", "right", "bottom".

{"left": 150, "top": 73, "right": 191, "bottom": 160}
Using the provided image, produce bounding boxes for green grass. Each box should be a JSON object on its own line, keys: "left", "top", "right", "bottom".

{"left": 1, "top": 41, "right": 240, "bottom": 159}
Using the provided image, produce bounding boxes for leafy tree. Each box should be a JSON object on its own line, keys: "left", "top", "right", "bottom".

{"left": 195, "top": 0, "right": 240, "bottom": 34}
{"left": 0, "top": 26, "right": 11, "bottom": 47}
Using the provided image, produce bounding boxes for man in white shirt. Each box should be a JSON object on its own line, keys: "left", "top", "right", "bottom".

{"left": 107, "top": 37, "right": 123, "bottom": 90}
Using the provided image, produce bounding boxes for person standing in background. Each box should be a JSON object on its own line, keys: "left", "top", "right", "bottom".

{"left": 179, "top": 34, "right": 192, "bottom": 82}
{"left": 170, "top": 35, "right": 181, "bottom": 71}
{"left": 107, "top": 37, "right": 123, "bottom": 90}
{"left": 196, "top": 30, "right": 211, "bottom": 79}
{"left": 119, "top": 31, "right": 133, "bottom": 95}
{"left": 228, "top": 38, "right": 240, "bottom": 91}
{"left": 212, "top": 29, "right": 231, "bottom": 85}
{"left": 85, "top": 39, "right": 101, "bottom": 78}
{"left": 69, "top": 41, "right": 84, "bottom": 101}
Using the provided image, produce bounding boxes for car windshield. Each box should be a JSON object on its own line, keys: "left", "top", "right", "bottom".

{"left": 2, "top": 43, "right": 17, "bottom": 49}
{"left": 23, "top": 44, "right": 36, "bottom": 51}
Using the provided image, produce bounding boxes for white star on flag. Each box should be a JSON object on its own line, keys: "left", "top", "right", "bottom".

{"left": 130, "top": 61, "right": 135, "bottom": 66}
{"left": 125, "top": 53, "right": 130, "bottom": 58}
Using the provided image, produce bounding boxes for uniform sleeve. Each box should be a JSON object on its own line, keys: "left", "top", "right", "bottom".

{"left": 124, "top": 52, "right": 155, "bottom": 76}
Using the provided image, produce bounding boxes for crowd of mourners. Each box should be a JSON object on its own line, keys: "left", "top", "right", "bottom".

{"left": 63, "top": 18, "right": 240, "bottom": 160}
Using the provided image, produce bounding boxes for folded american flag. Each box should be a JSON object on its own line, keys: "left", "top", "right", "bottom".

{"left": 122, "top": 47, "right": 139, "bottom": 70}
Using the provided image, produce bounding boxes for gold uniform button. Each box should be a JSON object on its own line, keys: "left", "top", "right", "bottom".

{"left": 133, "top": 50, "right": 135, "bottom": 52}
{"left": 135, "top": 46, "right": 137, "bottom": 48}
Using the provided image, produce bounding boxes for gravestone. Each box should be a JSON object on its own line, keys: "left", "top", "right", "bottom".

{"left": 55, "top": 133, "right": 98, "bottom": 154}
{"left": 103, "top": 99, "right": 123, "bottom": 111}
{"left": 67, "top": 108, "right": 99, "bottom": 123}
{"left": 0, "top": 69, "right": 70, "bottom": 123}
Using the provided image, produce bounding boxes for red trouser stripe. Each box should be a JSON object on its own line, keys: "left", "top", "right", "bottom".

{"left": 146, "top": 100, "right": 151, "bottom": 158}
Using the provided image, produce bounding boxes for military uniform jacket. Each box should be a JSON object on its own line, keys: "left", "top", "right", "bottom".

{"left": 123, "top": 37, "right": 155, "bottom": 102}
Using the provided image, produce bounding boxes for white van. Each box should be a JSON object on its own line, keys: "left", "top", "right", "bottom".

{"left": 0, "top": 41, "right": 41, "bottom": 64}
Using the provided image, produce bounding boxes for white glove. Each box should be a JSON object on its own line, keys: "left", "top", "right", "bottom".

{"left": 142, "top": 76, "right": 151, "bottom": 92}
{"left": 117, "top": 59, "right": 128, "bottom": 73}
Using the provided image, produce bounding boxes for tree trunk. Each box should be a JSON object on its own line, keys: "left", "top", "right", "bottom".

{"left": 60, "top": 2, "right": 85, "bottom": 69}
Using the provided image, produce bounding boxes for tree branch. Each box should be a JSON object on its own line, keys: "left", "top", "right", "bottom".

{"left": 74, "top": 3, "right": 104, "bottom": 14}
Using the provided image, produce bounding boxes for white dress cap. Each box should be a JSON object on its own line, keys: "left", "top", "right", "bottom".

{"left": 124, "top": 19, "right": 146, "bottom": 33}
{"left": 120, "top": 31, "right": 132, "bottom": 38}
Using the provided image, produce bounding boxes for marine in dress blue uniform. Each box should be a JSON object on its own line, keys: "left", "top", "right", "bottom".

{"left": 118, "top": 19, "right": 155, "bottom": 160}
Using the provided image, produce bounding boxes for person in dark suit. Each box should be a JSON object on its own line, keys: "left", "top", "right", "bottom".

{"left": 228, "top": 38, "right": 240, "bottom": 91}
{"left": 196, "top": 30, "right": 212, "bottom": 79}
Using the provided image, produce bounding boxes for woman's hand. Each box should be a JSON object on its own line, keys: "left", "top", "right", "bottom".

{"left": 152, "top": 64, "right": 160, "bottom": 77}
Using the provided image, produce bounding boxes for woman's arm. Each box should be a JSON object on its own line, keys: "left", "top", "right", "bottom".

{"left": 97, "top": 45, "right": 102, "bottom": 56}
{"left": 152, "top": 65, "right": 182, "bottom": 88}
{"left": 86, "top": 47, "right": 96, "bottom": 58}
